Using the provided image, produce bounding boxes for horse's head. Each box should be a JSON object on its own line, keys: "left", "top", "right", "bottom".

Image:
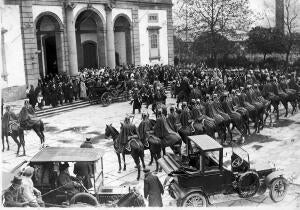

{"left": 105, "top": 124, "right": 112, "bottom": 138}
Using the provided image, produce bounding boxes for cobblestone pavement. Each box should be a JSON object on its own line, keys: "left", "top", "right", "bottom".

{"left": 1, "top": 96, "right": 300, "bottom": 208}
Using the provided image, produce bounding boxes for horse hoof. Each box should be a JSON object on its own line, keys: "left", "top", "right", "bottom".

{"left": 118, "top": 170, "right": 121, "bottom": 173}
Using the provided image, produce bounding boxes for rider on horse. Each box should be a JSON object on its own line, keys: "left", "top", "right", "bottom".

{"left": 2, "top": 105, "right": 18, "bottom": 135}
{"left": 119, "top": 117, "right": 138, "bottom": 152}
{"left": 138, "top": 113, "right": 152, "bottom": 146}
{"left": 19, "top": 100, "right": 41, "bottom": 130}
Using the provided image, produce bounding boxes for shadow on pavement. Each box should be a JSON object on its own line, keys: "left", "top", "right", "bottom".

{"left": 59, "top": 126, "right": 89, "bottom": 133}
{"left": 45, "top": 126, "right": 60, "bottom": 133}
{"left": 244, "top": 133, "right": 281, "bottom": 145}
{"left": 273, "top": 119, "right": 295, "bottom": 128}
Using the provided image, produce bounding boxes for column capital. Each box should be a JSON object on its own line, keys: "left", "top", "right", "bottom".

{"left": 104, "top": 3, "right": 115, "bottom": 12}
{"left": 1, "top": 27, "right": 8, "bottom": 34}
{"left": 64, "top": 1, "right": 76, "bottom": 10}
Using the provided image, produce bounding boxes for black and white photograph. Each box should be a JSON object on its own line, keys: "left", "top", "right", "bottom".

{"left": 1, "top": 0, "right": 300, "bottom": 208}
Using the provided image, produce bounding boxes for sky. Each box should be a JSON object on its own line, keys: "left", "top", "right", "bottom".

{"left": 172, "top": 0, "right": 300, "bottom": 32}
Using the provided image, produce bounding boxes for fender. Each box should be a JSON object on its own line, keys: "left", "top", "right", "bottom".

{"left": 265, "top": 171, "right": 285, "bottom": 187}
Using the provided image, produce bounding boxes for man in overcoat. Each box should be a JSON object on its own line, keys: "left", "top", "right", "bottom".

{"left": 143, "top": 169, "right": 164, "bottom": 207}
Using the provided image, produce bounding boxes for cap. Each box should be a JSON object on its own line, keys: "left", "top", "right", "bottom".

{"left": 11, "top": 176, "right": 22, "bottom": 185}
{"left": 22, "top": 166, "right": 34, "bottom": 177}
{"left": 59, "top": 163, "right": 70, "bottom": 171}
{"left": 143, "top": 168, "right": 150, "bottom": 173}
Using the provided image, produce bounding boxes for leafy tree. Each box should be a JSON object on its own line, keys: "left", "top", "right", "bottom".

{"left": 191, "top": 32, "right": 234, "bottom": 59}
{"left": 181, "top": 0, "right": 253, "bottom": 65}
{"left": 246, "top": 27, "right": 283, "bottom": 60}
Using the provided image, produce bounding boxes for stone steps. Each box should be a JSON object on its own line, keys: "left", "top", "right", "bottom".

{"left": 36, "top": 100, "right": 91, "bottom": 118}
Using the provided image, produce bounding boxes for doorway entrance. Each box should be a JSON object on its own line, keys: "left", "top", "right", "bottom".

{"left": 36, "top": 14, "right": 63, "bottom": 78}
{"left": 83, "top": 41, "right": 97, "bottom": 68}
{"left": 44, "top": 36, "right": 58, "bottom": 75}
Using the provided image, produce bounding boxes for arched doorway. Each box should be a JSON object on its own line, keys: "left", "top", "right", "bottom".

{"left": 82, "top": 41, "right": 97, "bottom": 68}
{"left": 75, "top": 10, "right": 105, "bottom": 69}
{"left": 35, "top": 14, "right": 63, "bottom": 78}
{"left": 114, "top": 16, "right": 132, "bottom": 66}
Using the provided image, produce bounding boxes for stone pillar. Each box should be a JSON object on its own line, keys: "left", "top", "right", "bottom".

{"left": 105, "top": 4, "right": 116, "bottom": 69}
{"left": 65, "top": 3, "right": 78, "bottom": 76}
{"left": 132, "top": 8, "right": 140, "bottom": 66}
{"left": 167, "top": 8, "right": 174, "bottom": 65}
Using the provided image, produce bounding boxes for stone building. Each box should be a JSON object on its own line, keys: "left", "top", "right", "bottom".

{"left": 1, "top": 0, "right": 174, "bottom": 101}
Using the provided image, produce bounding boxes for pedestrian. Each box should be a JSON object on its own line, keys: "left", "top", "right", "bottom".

{"left": 28, "top": 85, "right": 37, "bottom": 109}
{"left": 80, "top": 138, "right": 94, "bottom": 148}
{"left": 143, "top": 169, "right": 164, "bottom": 207}
{"left": 3, "top": 176, "right": 29, "bottom": 207}
{"left": 80, "top": 78, "right": 87, "bottom": 100}
{"left": 21, "top": 166, "right": 45, "bottom": 207}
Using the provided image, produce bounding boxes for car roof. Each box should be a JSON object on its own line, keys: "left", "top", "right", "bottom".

{"left": 30, "top": 147, "right": 105, "bottom": 163}
{"left": 188, "top": 135, "right": 222, "bottom": 151}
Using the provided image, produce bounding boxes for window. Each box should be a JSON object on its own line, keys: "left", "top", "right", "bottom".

{"left": 150, "top": 33, "right": 158, "bottom": 48}
{"left": 148, "top": 14, "right": 158, "bottom": 23}
{"left": 148, "top": 29, "right": 160, "bottom": 60}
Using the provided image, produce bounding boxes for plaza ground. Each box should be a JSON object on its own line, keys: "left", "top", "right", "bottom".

{"left": 1, "top": 96, "right": 300, "bottom": 208}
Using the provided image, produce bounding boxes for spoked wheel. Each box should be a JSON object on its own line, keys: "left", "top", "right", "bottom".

{"left": 181, "top": 193, "right": 207, "bottom": 207}
{"left": 101, "top": 92, "right": 113, "bottom": 106}
{"left": 269, "top": 177, "right": 288, "bottom": 202}
{"left": 237, "top": 171, "right": 260, "bottom": 198}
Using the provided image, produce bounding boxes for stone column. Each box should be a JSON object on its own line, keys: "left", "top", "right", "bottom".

{"left": 65, "top": 3, "right": 78, "bottom": 76}
{"left": 105, "top": 4, "right": 116, "bottom": 69}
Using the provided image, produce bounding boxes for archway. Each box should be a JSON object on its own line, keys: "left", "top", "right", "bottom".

{"left": 35, "top": 14, "right": 63, "bottom": 78}
{"left": 114, "top": 15, "right": 132, "bottom": 66}
{"left": 75, "top": 9, "right": 105, "bottom": 69}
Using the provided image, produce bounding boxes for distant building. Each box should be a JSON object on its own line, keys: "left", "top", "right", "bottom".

{"left": 1, "top": 0, "right": 174, "bottom": 101}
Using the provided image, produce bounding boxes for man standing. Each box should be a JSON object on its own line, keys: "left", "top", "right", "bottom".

{"left": 3, "top": 176, "right": 28, "bottom": 207}
{"left": 21, "top": 166, "right": 45, "bottom": 207}
{"left": 143, "top": 169, "right": 164, "bottom": 207}
{"left": 80, "top": 138, "right": 94, "bottom": 148}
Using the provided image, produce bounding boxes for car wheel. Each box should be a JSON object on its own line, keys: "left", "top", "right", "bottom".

{"left": 269, "top": 177, "right": 288, "bottom": 202}
{"left": 181, "top": 192, "right": 207, "bottom": 207}
{"left": 101, "top": 92, "right": 112, "bottom": 106}
{"left": 237, "top": 171, "right": 260, "bottom": 198}
{"left": 70, "top": 192, "right": 99, "bottom": 206}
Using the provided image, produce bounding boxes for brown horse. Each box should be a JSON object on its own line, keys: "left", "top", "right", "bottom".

{"left": 2, "top": 120, "right": 25, "bottom": 156}
{"left": 105, "top": 124, "right": 146, "bottom": 180}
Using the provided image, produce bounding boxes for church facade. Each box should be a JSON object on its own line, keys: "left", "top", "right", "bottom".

{"left": 1, "top": 0, "right": 174, "bottom": 101}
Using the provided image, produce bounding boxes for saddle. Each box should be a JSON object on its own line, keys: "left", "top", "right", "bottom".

{"left": 125, "top": 135, "right": 147, "bottom": 152}
{"left": 8, "top": 120, "right": 20, "bottom": 133}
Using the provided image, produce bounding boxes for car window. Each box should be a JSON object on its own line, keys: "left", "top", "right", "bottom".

{"left": 204, "top": 151, "right": 220, "bottom": 172}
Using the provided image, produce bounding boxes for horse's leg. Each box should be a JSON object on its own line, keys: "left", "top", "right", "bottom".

{"left": 117, "top": 153, "right": 122, "bottom": 172}
{"left": 148, "top": 150, "right": 154, "bottom": 166}
{"left": 132, "top": 153, "right": 141, "bottom": 181}
{"left": 33, "top": 127, "right": 44, "bottom": 147}
{"left": 122, "top": 152, "right": 126, "bottom": 171}
{"left": 20, "top": 131, "right": 25, "bottom": 156}
{"left": 283, "top": 101, "right": 288, "bottom": 117}
{"left": 140, "top": 151, "right": 146, "bottom": 169}
{"left": 2, "top": 133, "right": 4, "bottom": 152}
{"left": 11, "top": 133, "right": 21, "bottom": 156}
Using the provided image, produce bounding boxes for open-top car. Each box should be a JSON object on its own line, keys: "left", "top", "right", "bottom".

{"left": 158, "top": 135, "right": 288, "bottom": 207}
{"left": 3, "top": 147, "right": 144, "bottom": 207}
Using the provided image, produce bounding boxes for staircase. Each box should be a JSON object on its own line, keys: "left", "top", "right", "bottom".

{"left": 36, "top": 100, "right": 90, "bottom": 118}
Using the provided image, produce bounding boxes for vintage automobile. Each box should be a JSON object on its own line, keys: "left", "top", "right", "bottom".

{"left": 158, "top": 135, "right": 288, "bottom": 207}
{"left": 3, "top": 147, "right": 144, "bottom": 207}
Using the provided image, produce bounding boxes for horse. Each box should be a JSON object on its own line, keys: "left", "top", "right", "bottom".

{"left": 204, "top": 100, "right": 228, "bottom": 144}
{"left": 279, "top": 81, "right": 298, "bottom": 116}
{"left": 238, "top": 92, "right": 261, "bottom": 133}
{"left": 2, "top": 120, "right": 25, "bottom": 156}
{"left": 231, "top": 94, "right": 251, "bottom": 135}
{"left": 220, "top": 95, "right": 247, "bottom": 142}
{"left": 116, "top": 191, "right": 146, "bottom": 207}
{"left": 138, "top": 117, "right": 162, "bottom": 172}
{"left": 153, "top": 115, "right": 182, "bottom": 156}
{"left": 105, "top": 124, "right": 146, "bottom": 180}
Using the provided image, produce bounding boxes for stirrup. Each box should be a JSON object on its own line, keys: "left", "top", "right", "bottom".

{"left": 125, "top": 144, "right": 131, "bottom": 152}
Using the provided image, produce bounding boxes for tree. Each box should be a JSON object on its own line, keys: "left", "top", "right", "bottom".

{"left": 182, "top": 0, "right": 254, "bottom": 64}
{"left": 247, "top": 27, "right": 274, "bottom": 60}
{"left": 192, "top": 32, "right": 234, "bottom": 59}
{"left": 283, "top": 0, "right": 299, "bottom": 66}
{"left": 246, "top": 26, "right": 286, "bottom": 60}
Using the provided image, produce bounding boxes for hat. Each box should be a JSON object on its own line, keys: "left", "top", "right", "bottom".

{"left": 59, "top": 163, "right": 70, "bottom": 171}
{"left": 85, "top": 138, "right": 91, "bottom": 142}
{"left": 22, "top": 166, "right": 34, "bottom": 177}
{"left": 11, "top": 176, "right": 22, "bottom": 185}
{"left": 143, "top": 168, "right": 150, "bottom": 174}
